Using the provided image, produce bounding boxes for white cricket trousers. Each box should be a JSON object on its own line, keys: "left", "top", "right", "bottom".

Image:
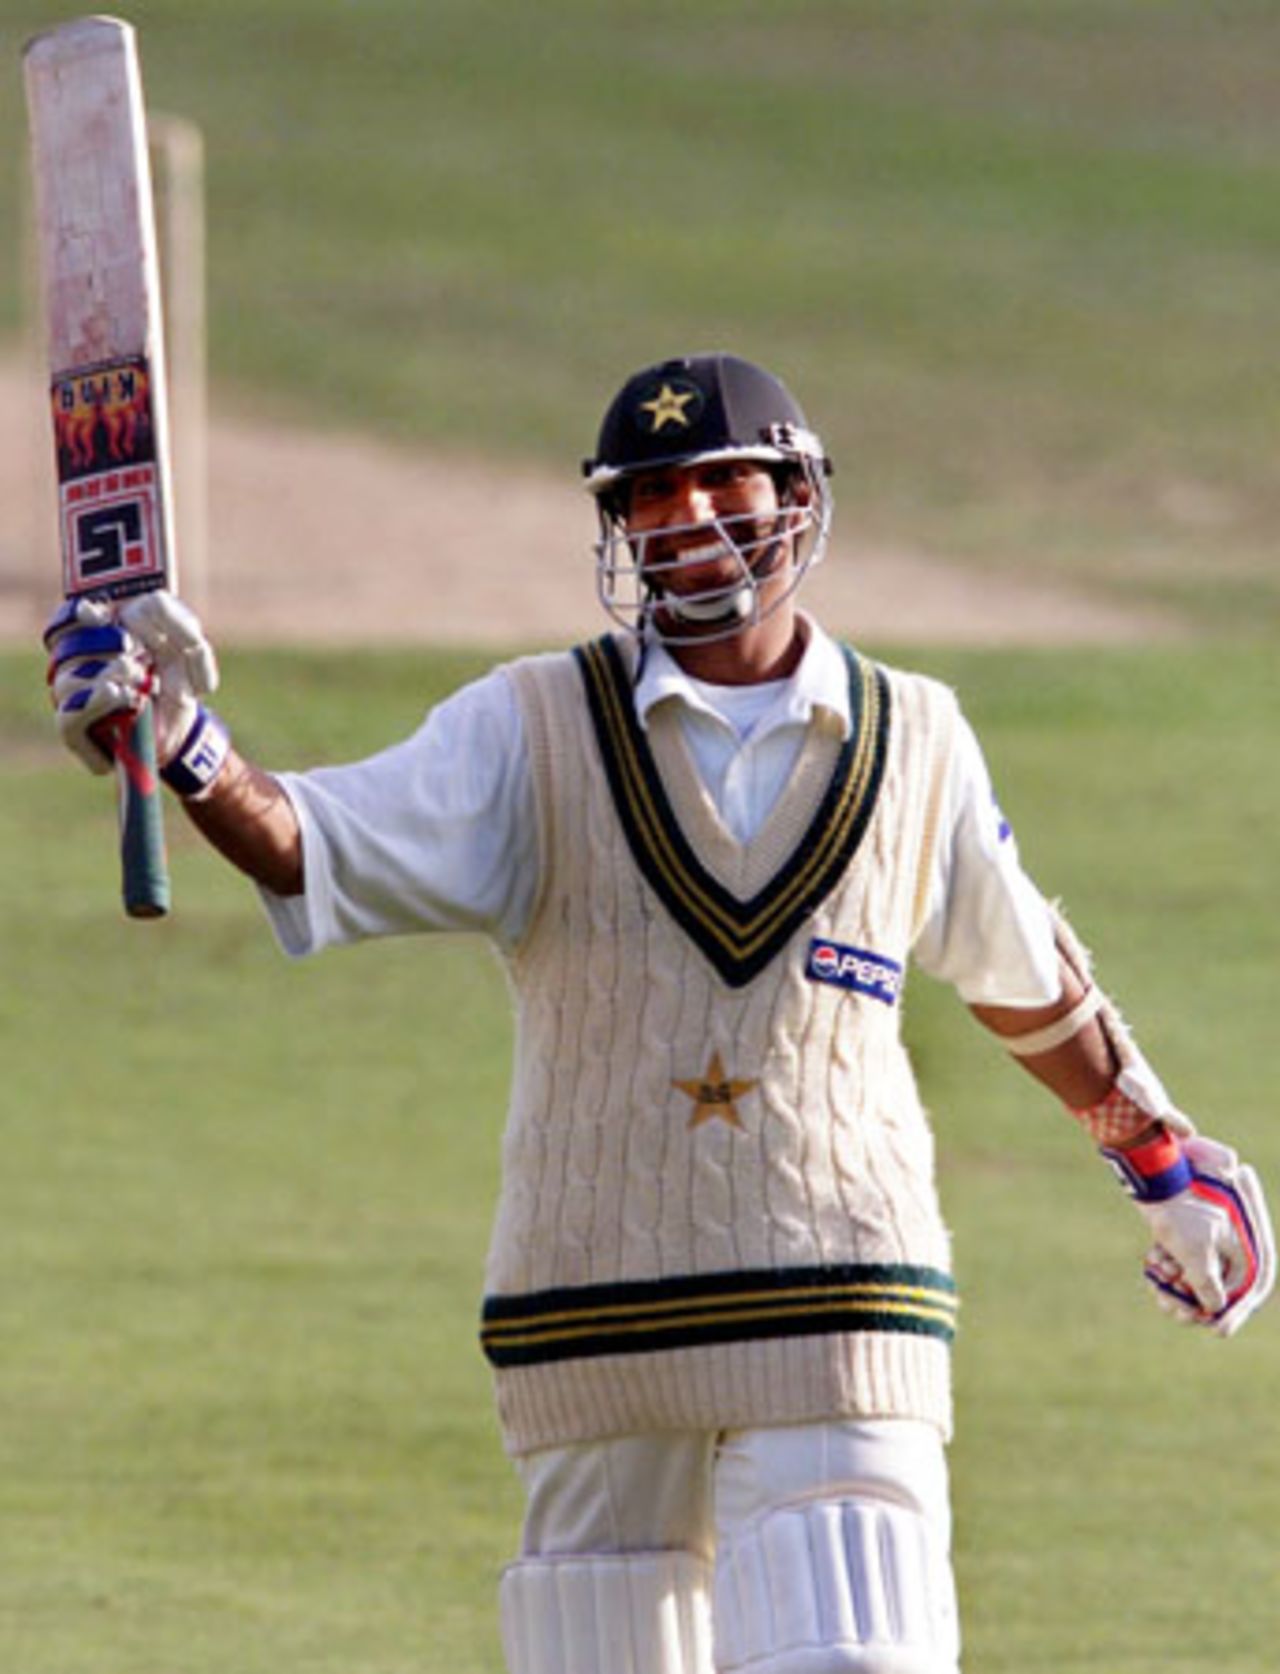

{"left": 502, "top": 1419, "right": 961, "bottom": 1674}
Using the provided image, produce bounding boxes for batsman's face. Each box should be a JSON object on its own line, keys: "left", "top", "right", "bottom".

{"left": 624, "top": 459, "right": 793, "bottom": 597}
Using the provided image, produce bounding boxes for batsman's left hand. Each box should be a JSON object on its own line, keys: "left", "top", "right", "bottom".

{"left": 1104, "top": 1131, "right": 1275, "bottom": 1337}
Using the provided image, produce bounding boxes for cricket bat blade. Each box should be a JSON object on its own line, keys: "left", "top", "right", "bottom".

{"left": 24, "top": 15, "right": 177, "bottom": 919}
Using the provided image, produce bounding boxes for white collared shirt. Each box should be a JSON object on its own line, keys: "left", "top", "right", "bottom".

{"left": 633, "top": 620, "right": 854, "bottom": 847}
{"left": 263, "top": 621, "right": 1059, "bottom": 1006}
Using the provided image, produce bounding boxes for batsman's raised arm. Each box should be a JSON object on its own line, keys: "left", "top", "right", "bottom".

{"left": 43, "top": 587, "right": 537, "bottom": 943}
{"left": 180, "top": 747, "right": 303, "bottom": 897}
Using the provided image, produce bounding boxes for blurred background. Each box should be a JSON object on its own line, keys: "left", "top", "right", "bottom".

{"left": 1, "top": 0, "right": 1277, "bottom": 639}
{"left": 1, "top": 5, "right": 1277, "bottom": 1672}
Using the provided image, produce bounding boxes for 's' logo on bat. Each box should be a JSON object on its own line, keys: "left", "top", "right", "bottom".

{"left": 75, "top": 501, "right": 146, "bottom": 577}
{"left": 61, "top": 471, "right": 164, "bottom": 596}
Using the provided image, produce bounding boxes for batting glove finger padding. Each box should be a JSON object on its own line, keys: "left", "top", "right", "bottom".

{"left": 51, "top": 656, "right": 152, "bottom": 772}
{"left": 42, "top": 594, "right": 113, "bottom": 648}
{"left": 44, "top": 601, "right": 147, "bottom": 773}
{"left": 115, "top": 591, "right": 220, "bottom": 764}
{"left": 119, "top": 590, "right": 219, "bottom": 698}
{"left": 1146, "top": 1139, "right": 1275, "bottom": 1338}
{"left": 1104, "top": 1131, "right": 1275, "bottom": 1337}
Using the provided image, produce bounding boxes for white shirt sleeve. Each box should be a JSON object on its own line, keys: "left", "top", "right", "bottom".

{"left": 911, "top": 712, "right": 1060, "bottom": 1007}
{"left": 259, "top": 666, "right": 537, "bottom": 958}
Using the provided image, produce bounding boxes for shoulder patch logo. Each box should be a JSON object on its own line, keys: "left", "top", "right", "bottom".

{"left": 805, "top": 938, "right": 903, "bottom": 1005}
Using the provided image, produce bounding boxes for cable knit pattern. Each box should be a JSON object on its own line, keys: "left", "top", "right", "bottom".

{"left": 487, "top": 641, "right": 960, "bottom": 1455}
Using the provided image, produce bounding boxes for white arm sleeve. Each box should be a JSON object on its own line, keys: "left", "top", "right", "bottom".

{"left": 912, "top": 714, "right": 1060, "bottom": 1006}
{"left": 259, "top": 666, "right": 537, "bottom": 958}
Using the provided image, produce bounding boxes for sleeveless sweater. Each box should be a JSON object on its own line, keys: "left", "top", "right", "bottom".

{"left": 481, "top": 635, "right": 961, "bottom": 1455}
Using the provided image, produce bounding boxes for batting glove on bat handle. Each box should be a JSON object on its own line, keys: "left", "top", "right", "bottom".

{"left": 44, "top": 591, "right": 221, "bottom": 774}
{"left": 44, "top": 597, "right": 146, "bottom": 774}
{"left": 43, "top": 597, "right": 170, "bottom": 917}
{"left": 117, "top": 591, "right": 220, "bottom": 764}
{"left": 1102, "top": 1130, "right": 1276, "bottom": 1337}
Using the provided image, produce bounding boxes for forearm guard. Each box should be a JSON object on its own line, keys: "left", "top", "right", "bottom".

{"left": 1011, "top": 903, "right": 1196, "bottom": 1146}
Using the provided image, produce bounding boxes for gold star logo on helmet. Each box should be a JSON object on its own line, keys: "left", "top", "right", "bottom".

{"left": 639, "top": 381, "right": 700, "bottom": 434}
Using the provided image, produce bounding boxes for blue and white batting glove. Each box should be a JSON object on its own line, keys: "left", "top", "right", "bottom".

{"left": 44, "top": 595, "right": 147, "bottom": 774}
{"left": 44, "top": 591, "right": 229, "bottom": 797}
{"left": 1102, "top": 1129, "right": 1275, "bottom": 1338}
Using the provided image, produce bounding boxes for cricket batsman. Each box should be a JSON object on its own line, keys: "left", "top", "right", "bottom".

{"left": 44, "top": 353, "right": 1275, "bottom": 1673}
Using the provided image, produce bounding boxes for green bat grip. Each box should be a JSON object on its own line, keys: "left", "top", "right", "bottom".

{"left": 117, "top": 701, "right": 170, "bottom": 919}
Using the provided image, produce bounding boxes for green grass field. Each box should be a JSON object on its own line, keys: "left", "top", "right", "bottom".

{"left": 2, "top": 0, "right": 1279, "bottom": 625}
{"left": 2, "top": 642, "right": 1278, "bottom": 1672}
{"left": 2, "top": 2, "right": 1278, "bottom": 1667}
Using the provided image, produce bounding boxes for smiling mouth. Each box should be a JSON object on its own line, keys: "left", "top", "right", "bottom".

{"left": 647, "top": 538, "right": 735, "bottom": 579}
{"left": 644, "top": 537, "right": 753, "bottom": 622}
{"left": 676, "top": 539, "right": 732, "bottom": 565}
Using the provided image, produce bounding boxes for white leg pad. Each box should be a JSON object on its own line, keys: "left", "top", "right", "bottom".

{"left": 501, "top": 1550, "right": 715, "bottom": 1674}
{"left": 714, "top": 1500, "right": 959, "bottom": 1674}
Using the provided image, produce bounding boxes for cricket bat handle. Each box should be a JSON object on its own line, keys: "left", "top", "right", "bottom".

{"left": 99, "top": 702, "right": 171, "bottom": 918}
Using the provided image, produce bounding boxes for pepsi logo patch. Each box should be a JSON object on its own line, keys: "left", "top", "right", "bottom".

{"left": 805, "top": 938, "right": 903, "bottom": 1005}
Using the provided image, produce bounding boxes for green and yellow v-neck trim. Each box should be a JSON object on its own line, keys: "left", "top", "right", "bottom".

{"left": 573, "top": 635, "right": 891, "bottom": 987}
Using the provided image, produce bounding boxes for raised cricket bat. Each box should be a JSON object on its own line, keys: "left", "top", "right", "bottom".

{"left": 24, "top": 15, "right": 175, "bottom": 919}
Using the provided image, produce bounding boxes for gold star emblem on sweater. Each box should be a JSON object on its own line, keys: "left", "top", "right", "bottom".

{"left": 673, "top": 1052, "right": 757, "bottom": 1131}
{"left": 640, "top": 382, "right": 697, "bottom": 433}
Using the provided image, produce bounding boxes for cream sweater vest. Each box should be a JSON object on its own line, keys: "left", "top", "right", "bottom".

{"left": 482, "top": 635, "right": 960, "bottom": 1455}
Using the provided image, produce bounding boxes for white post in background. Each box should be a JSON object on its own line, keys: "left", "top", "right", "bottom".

{"left": 151, "top": 113, "right": 209, "bottom": 620}
{"left": 15, "top": 152, "right": 52, "bottom": 639}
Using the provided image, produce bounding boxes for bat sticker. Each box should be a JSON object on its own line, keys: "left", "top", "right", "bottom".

{"left": 52, "top": 355, "right": 167, "bottom": 596}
